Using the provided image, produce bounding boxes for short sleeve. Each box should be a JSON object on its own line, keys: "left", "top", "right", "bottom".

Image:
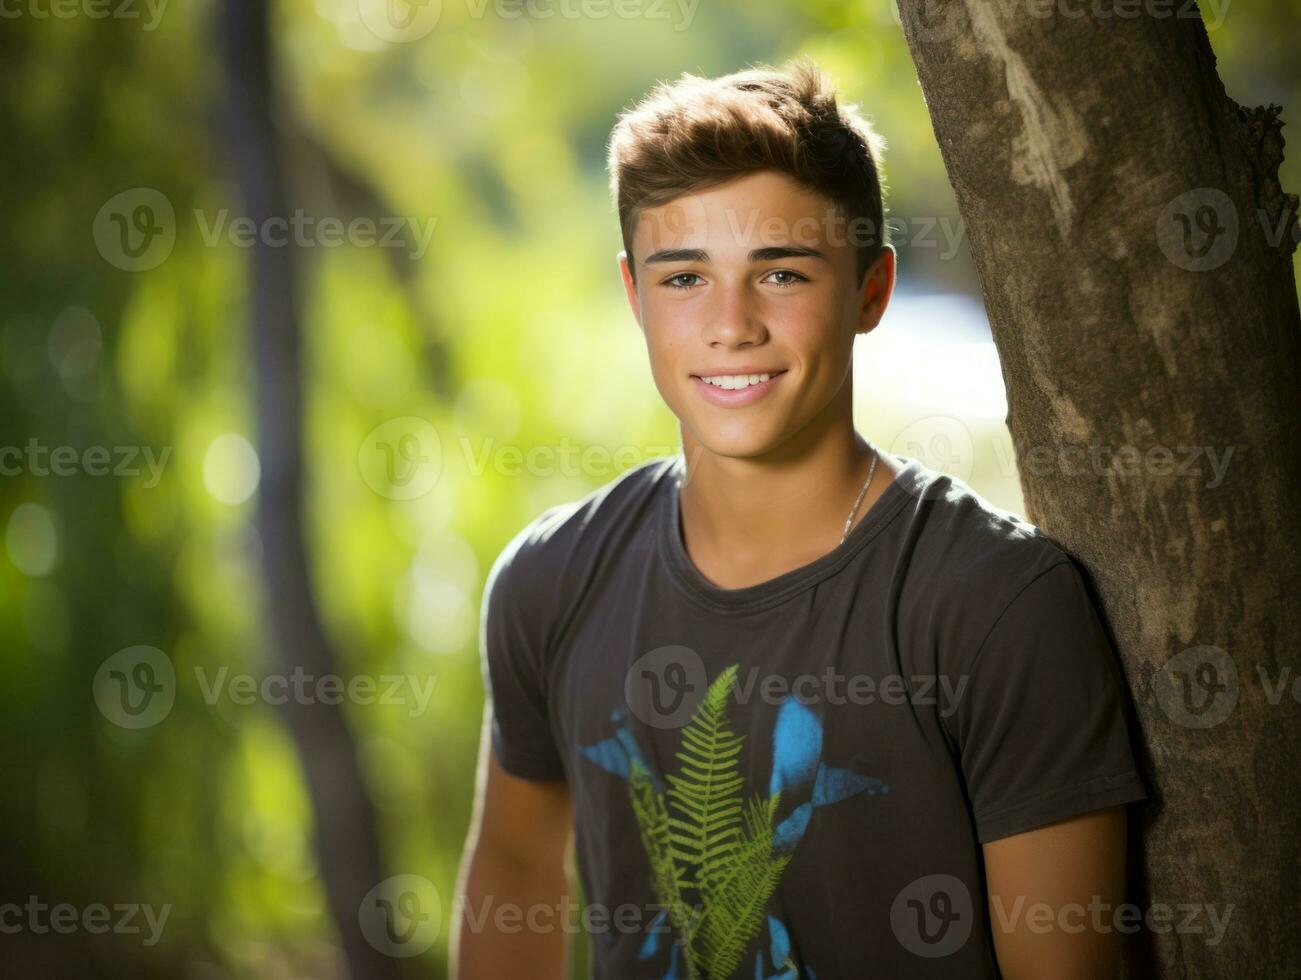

{"left": 946, "top": 560, "right": 1148, "bottom": 843}
{"left": 479, "top": 528, "right": 567, "bottom": 781}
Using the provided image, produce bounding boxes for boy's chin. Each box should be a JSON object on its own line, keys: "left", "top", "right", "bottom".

{"left": 682, "top": 422, "right": 795, "bottom": 463}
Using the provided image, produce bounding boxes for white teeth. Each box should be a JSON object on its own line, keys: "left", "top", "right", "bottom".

{"left": 700, "top": 372, "right": 773, "bottom": 390}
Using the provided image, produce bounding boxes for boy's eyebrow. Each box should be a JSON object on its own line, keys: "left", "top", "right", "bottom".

{"left": 642, "top": 244, "right": 831, "bottom": 265}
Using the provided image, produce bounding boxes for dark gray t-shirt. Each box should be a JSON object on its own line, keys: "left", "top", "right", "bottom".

{"left": 480, "top": 452, "right": 1148, "bottom": 979}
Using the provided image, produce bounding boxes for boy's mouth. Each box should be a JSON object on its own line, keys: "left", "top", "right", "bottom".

{"left": 689, "top": 368, "right": 787, "bottom": 406}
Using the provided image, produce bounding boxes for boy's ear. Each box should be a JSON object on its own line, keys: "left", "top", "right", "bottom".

{"left": 617, "top": 250, "right": 643, "bottom": 329}
{"left": 855, "top": 244, "right": 896, "bottom": 337}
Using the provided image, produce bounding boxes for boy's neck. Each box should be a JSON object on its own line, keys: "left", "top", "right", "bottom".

{"left": 676, "top": 397, "right": 901, "bottom": 591}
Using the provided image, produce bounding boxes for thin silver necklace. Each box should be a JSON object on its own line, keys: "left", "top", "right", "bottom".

{"left": 840, "top": 448, "right": 880, "bottom": 545}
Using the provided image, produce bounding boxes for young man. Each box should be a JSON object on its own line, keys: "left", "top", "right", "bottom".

{"left": 454, "top": 59, "right": 1148, "bottom": 979}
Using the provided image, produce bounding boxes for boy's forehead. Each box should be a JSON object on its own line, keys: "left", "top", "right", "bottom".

{"left": 632, "top": 172, "right": 845, "bottom": 256}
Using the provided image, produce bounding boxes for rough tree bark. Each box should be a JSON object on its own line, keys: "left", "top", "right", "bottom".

{"left": 897, "top": 3, "right": 1300, "bottom": 977}
{"left": 219, "top": 1, "right": 404, "bottom": 978}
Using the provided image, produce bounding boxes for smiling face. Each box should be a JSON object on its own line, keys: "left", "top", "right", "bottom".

{"left": 618, "top": 170, "right": 895, "bottom": 462}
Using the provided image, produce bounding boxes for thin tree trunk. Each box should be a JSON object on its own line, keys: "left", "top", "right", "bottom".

{"left": 896, "top": 3, "right": 1300, "bottom": 976}
{"left": 218, "top": 1, "right": 404, "bottom": 977}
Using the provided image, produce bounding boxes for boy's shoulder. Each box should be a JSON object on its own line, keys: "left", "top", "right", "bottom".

{"left": 901, "top": 455, "right": 1070, "bottom": 582}
{"left": 485, "top": 454, "right": 677, "bottom": 596}
{"left": 898, "top": 455, "right": 1089, "bottom": 665}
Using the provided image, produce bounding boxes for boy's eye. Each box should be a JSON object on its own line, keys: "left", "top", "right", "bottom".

{"left": 765, "top": 269, "right": 807, "bottom": 288}
{"left": 663, "top": 272, "right": 703, "bottom": 291}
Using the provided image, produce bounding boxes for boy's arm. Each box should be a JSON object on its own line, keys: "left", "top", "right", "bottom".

{"left": 983, "top": 805, "right": 1128, "bottom": 979}
{"left": 940, "top": 557, "right": 1146, "bottom": 976}
{"left": 453, "top": 707, "right": 573, "bottom": 980}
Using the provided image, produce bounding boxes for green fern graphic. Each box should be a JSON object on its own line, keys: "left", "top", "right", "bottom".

{"left": 666, "top": 663, "right": 745, "bottom": 895}
{"left": 694, "top": 792, "right": 790, "bottom": 977}
{"left": 630, "top": 757, "right": 700, "bottom": 957}
{"left": 628, "top": 664, "right": 790, "bottom": 979}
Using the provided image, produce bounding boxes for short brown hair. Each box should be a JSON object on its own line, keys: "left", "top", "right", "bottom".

{"left": 607, "top": 57, "right": 890, "bottom": 285}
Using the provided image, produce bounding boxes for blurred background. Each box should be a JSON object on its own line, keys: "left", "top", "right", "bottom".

{"left": 1, "top": 0, "right": 1297, "bottom": 976}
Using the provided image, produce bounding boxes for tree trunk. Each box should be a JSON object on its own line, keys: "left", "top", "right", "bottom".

{"left": 218, "top": 2, "right": 404, "bottom": 977}
{"left": 896, "top": 4, "right": 1300, "bottom": 976}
